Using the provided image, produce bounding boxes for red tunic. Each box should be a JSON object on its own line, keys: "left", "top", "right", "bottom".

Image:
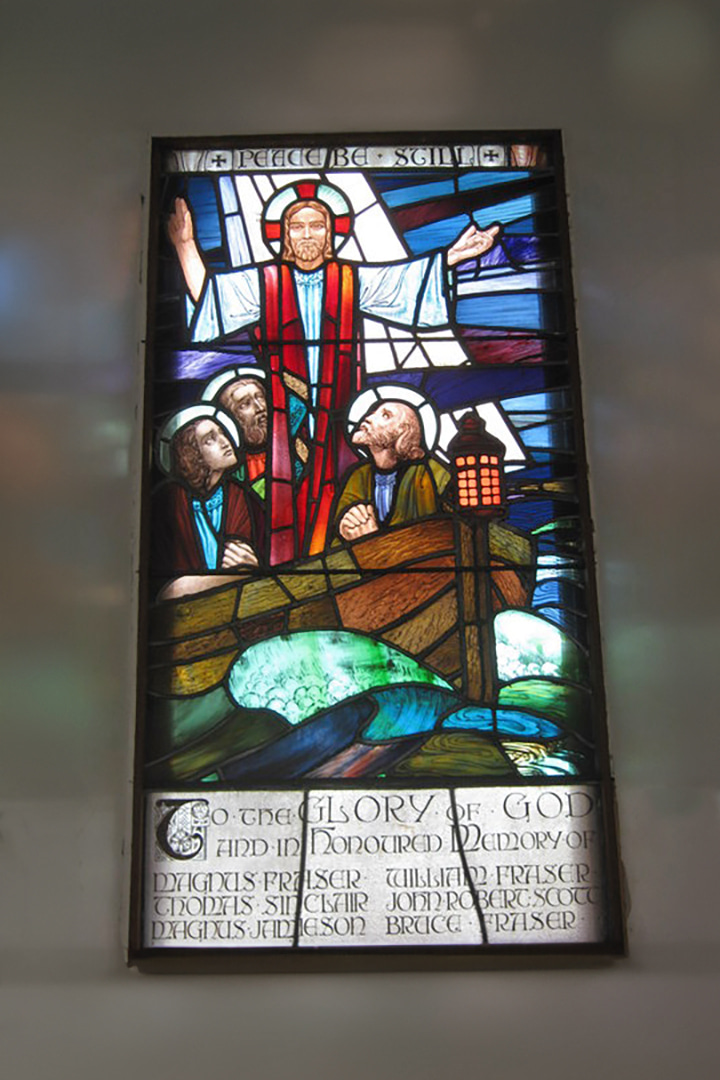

{"left": 259, "top": 261, "right": 361, "bottom": 566}
{"left": 151, "top": 479, "right": 255, "bottom": 578}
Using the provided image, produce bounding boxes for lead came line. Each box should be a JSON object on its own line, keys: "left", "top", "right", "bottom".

{"left": 448, "top": 788, "right": 489, "bottom": 946}
{"left": 292, "top": 790, "right": 311, "bottom": 948}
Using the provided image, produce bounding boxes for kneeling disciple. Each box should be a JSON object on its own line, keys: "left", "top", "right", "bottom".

{"left": 334, "top": 388, "right": 450, "bottom": 543}
{"left": 152, "top": 406, "right": 260, "bottom": 589}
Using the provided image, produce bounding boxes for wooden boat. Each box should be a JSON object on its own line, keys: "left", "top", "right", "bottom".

{"left": 147, "top": 516, "right": 534, "bottom": 700}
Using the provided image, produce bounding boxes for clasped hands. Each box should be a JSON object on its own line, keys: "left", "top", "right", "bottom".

{"left": 338, "top": 503, "right": 379, "bottom": 542}
{"left": 221, "top": 539, "right": 259, "bottom": 570}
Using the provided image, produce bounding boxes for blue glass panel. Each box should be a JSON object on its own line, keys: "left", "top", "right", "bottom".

{"left": 478, "top": 235, "right": 542, "bottom": 267}
{"left": 503, "top": 391, "right": 553, "bottom": 412}
{"left": 509, "top": 463, "right": 553, "bottom": 482}
{"left": 442, "top": 706, "right": 562, "bottom": 740}
{"left": 456, "top": 293, "right": 543, "bottom": 330}
{"left": 505, "top": 499, "right": 556, "bottom": 532}
{"left": 533, "top": 579, "right": 562, "bottom": 608}
{"left": 522, "top": 450, "right": 555, "bottom": 467}
{"left": 534, "top": 580, "right": 586, "bottom": 610}
{"left": 458, "top": 170, "right": 531, "bottom": 191}
{"left": 535, "top": 605, "right": 586, "bottom": 640}
{"left": 404, "top": 213, "right": 469, "bottom": 254}
{"left": 473, "top": 196, "right": 535, "bottom": 229}
{"left": 504, "top": 219, "right": 536, "bottom": 234}
{"left": 220, "top": 699, "right": 374, "bottom": 782}
{"left": 287, "top": 394, "right": 308, "bottom": 437}
{"left": 367, "top": 371, "right": 423, "bottom": 391}
{"left": 518, "top": 422, "right": 571, "bottom": 449}
{"left": 163, "top": 347, "right": 257, "bottom": 381}
{"left": 361, "top": 686, "right": 459, "bottom": 741}
{"left": 371, "top": 171, "right": 446, "bottom": 192}
{"left": 425, "top": 365, "right": 547, "bottom": 409}
{"left": 187, "top": 177, "right": 223, "bottom": 251}
{"left": 382, "top": 179, "right": 455, "bottom": 208}
{"left": 535, "top": 538, "right": 582, "bottom": 561}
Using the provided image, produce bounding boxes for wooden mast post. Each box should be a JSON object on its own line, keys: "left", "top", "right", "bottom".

{"left": 448, "top": 414, "right": 507, "bottom": 705}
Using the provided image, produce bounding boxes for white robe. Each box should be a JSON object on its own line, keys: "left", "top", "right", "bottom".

{"left": 189, "top": 254, "right": 450, "bottom": 345}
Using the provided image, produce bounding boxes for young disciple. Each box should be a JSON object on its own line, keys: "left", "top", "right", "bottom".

{"left": 152, "top": 407, "right": 259, "bottom": 590}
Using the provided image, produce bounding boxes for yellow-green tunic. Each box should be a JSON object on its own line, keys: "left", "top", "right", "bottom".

{"left": 333, "top": 459, "right": 451, "bottom": 535}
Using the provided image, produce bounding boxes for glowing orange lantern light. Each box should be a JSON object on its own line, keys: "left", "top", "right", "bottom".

{"left": 448, "top": 413, "right": 506, "bottom": 516}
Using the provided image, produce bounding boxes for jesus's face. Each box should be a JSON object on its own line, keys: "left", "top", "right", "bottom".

{"left": 285, "top": 206, "right": 330, "bottom": 271}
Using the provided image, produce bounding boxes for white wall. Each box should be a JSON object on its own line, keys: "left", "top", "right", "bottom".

{"left": 2, "top": 1, "right": 718, "bottom": 1076}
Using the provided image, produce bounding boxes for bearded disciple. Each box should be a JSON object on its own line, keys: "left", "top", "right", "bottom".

{"left": 152, "top": 409, "right": 259, "bottom": 590}
{"left": 167, "top": 183, "right": 498, "bottom": 565}
{"left": 334, "top": 395, "right": 450, "bottom": 542}
{"left": 202, "top": 369, "right": 268, "bottom": 493}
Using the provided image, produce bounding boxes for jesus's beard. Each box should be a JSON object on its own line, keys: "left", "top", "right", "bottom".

{"left": 293, "top": 239, "right": 323, "bottom": 264}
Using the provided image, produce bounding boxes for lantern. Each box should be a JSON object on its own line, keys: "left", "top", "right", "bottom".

{"left": 447, "top": 412, "right": 507, "bottom": 706}
{"left": 448, "top": 413, "right": 506, "bottom": 515}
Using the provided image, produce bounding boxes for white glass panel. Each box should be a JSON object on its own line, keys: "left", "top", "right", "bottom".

{"left": 253, "top": 174, "right": 274, "bottom": 201}
{"left": 354, "top": 204, "right": 407, "bottom": 262}
{"left": 326, "top": 171, "right": 377, "bottom": 212}
{"left": 225, "top": 214, "right": 251, "bottom": 267}
{"left": 233, "top": 176, "right": 272, "bottom": 262}
{"left": 361, "top": 317, "right": 396, "bottom": 373}
{"left": 457, "top": 270, "right": 545, "bottom": 296}
{"left": 337, "top": 236, "right": 363, "bottom": 261}
{"left": 401, "top": 345, "right": 429, "bottom": 369}
{"left": 219, "top": 175, "right": 238, "bottom": 214}
{"left": 387, "top": 325, "right": 416, "bottom": 366}
{"left": 416, "top": 328, "right": 468, "bottom": 367}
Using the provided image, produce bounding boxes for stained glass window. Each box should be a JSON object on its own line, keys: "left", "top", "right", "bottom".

{"left": 129, "top": 132, "right": 625, "bottom": 960}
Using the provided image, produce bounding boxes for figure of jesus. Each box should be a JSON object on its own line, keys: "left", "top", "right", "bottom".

{"left": 167, "top": 185, "right": 499, "bottom": 565}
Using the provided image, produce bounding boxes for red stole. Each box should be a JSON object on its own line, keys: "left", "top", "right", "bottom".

{"left": 260, "top": 261, "right": 360, "bottom": 565}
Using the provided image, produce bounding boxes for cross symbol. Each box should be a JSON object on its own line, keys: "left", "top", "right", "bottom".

{"left": 212, "top": 154, "right": 228, "bottom": 168}
{"left": 483, "top": 148, "right": 499, "bottom": 161}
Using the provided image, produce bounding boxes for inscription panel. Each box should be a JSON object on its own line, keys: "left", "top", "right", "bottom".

{"left": 144, "top": 785, "right": 606, "bottom": 949}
